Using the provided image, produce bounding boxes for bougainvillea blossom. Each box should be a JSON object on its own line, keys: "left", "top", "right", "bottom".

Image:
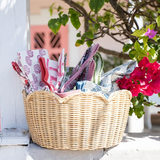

{"left": 116, "top": 57, "right": 160, "bottom": 97}
{"left": 145, "top": 28, "right": 157, "bottom": 39}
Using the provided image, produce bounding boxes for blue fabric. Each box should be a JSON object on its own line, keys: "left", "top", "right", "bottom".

{"left": 76, "top": 81, "right": 109, "bottom": 99}
{"left": 100, "top": 60, "right": 137, "bottom": 96}
{"left": 76, "top": 60, "right": 137, "bottom": 99}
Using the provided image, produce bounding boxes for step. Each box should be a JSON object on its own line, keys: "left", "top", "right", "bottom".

{"left": 27, "top": 132, "right": 160, "bottom": 160}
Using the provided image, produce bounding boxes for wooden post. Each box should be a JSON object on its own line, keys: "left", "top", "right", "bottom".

{"left": 0, "top": 0, "right": 30, "bottom": 131}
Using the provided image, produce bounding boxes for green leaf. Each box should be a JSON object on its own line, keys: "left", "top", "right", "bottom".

{"left": 137, "top": 93, "right": 144, "bottom": 101}
{"left": 89, "top": 0, "right": 104, "bottom": 14}
{"left": 70, "top": 14, "right": 81, "bottom": 30}
{"left": 60, "top": 14, "right": 69, "bottom": 26}
{"left": 57, "top": 6, "right": 63, "bottom": 12}
{"left": 134, "top": 41, "right": 147, "bottom": 57}
{"left": 81, "top": 35, "right": 86, "bottom": 41}
{"left": 58, "top": 11, "right": 63, "bottom": 17}
{"left": 97, "top": 16, "right": 103, "bottom": 22}
{"left": 129, "top": 49, "right": 137, "bottom": 60}
{"left": 75, "top": 39, "right": 84, "bottom": 47}
{"left": 123, "top": 43, "right": 133, "bottom": 52}
{"left": 156, "top": 16, "right": 160, "bottom": 27}
{"left": 48, "top": 18, "right": 61, "bottom": 35}
{"left": 132, "top": 30, "right": 145, "bottom": 37}
{"left": 158, "top": 93, "right": 160, "bottom": 97}
{"left": 104, "top": 21, "right": 109, "bottom": 26}
{"left": 105, "top": 0, "right": 109, "bottom": 2}
{"left": 76, "top": 32, "right": 81, "bottom": 37}
{"left": 68, "top": 8, "right": 80, "bottom": 15}
{"left": 134, "top": 105, "right": 145, "bottom": 119}
{"left": 129, "top": 107, "right": 134, "bottom": 116}
{"left": 86, "top": 40, "right": 93, "bottom": 47}
{"left": 153, "top": 35, "right": 157, "bottom": 42}
{"left": 85, "top": 31, "right": 94, "bottom": 39}
{"left": 49, "top": 3, "right": 55, "bottom": 16}
{"left": 134, "top": 41, "right": 141, "bottom": 51}
{"left": 143, "top": 102, "right": 151, "bottom": 106}
{"left": 143, "top": 36, "right": 148, "bottom": 46}
{"left": 148, "top": 48, "right": 156, "bottom": 56}
{"left": 148, "top": 23, "right": 156, "bottom": 30}
{"left": 150, "top": 101, "right": 157, "bottom": 106}
{"left": 94, "top": 23, "right": 100, "bottom": 31}
{"left": 148, "top": 48, "right": 157, "bottom": 63}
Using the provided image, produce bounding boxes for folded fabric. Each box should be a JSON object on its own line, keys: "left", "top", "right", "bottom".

{"left": 39, "top": 57, "right": 58, "bottom": 91}
{"left": 100, "top": 60, "right": 137, "bottom": 95}
{"left": 78, "top": 60, "right": 95, "bottom": 81}
{"left": 76, "top": 81, "right": 109, "bottom": 99}
{"left": 59, "top": 66, "right": 74, "bottom": 90}
{"left": 12, "top": 61, "right": 28, "bottom": 86}
{"left": 55, "top": 48, "right": 65, "bottom": 90}
{"left": 60, "top": 44, "right": 99, "bottom": 93}
{"left": 92, "top": 52, "right": 104, "bottom": 85}
{"left": 18, "top": 49, "right": 49, "bottom": 92}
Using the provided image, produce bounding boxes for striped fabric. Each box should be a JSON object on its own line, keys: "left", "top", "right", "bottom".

{"left": 39, "top": 57, "right": 58, "bottom": 91}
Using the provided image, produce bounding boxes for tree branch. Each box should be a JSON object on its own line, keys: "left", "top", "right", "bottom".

{"left": 109, "top": 0, "right": 131, "bottom": 34}
{"left": 63, "top": 0, "right": 96, "bottom": 32}
{"left": 98, "top": 46, "right": 130, "bottom": 60}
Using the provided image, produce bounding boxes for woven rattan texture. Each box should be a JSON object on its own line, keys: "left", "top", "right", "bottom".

{"left": 22, "top": 90, "right": 131, "bottom": 150}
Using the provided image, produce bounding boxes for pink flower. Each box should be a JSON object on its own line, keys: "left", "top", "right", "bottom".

{"left": 138, "top": 57, "right": 150, "bottom": 68}
{"left": 129, "top": 83, "right": 141, "bottom": 97}
{"left": 145, "top": 28, "right": 157, "bottom": 39}
{"left": 116, "top": 57, "right": 160, "bottom": 97}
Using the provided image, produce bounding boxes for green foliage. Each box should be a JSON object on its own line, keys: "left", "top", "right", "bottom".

{"left": 49, "top": 3, "right": 55, "bottom": 16}
{"left": 70, "top": 14, "right": 81, "bottom": 30}
{"left": 156, "top": 16, "right": 160, "bottom": 27}
{"left": 76, "top": 32, "right": 81, "bottom": 37}
{"left": 86, "top": 40, "right": 93, "bottom": 47}
{"left": 75, "top": 39, "right": 84, "bottom": 46}
{"left": 103, "top": 56, "right": 124, "bottom": 73}
{"left": 131, "top": 30, "right": 145, "bottom": 37}
{"left": 130, "top": 94, "right": 145, "bottom": 118}
{"left": 85, "top": 30, "right": 94, "bottom": 39}
{"left": 89, "top": 0, "right": 104, "bottom": 13}
{"left": 48, "top": 18, "right": 61, "bottom": 35}
{"left": 123, "top": 43, "right": 133, "bottom": 52}
{"left": 125, "top": 23, "right": 159, "bottom": 63}
{"left": 60, "top": 14, "right": 69, "bottom": 26}
{"left": 94, "top": 23, "right": 100, "bottom": 31}
{"left": 68, "top": 8, "right": 81, "bottom": 30}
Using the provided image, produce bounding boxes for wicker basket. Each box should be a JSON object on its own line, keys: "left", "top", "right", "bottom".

{"left": 22, "top": 89, "right": 131, "bottom": 150}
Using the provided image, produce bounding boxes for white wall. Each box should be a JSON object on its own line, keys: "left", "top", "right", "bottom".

{"left": 0, "top": 0, "right": 30, "bottom": 131}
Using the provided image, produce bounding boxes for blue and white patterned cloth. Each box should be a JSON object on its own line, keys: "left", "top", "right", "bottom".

{"left": 76, "top": 81, "right": 109, "bottom": 99}
{"left": 76, "top": 60, "right": 137, "bottom": 99}
{"left": 100, "top": 60, "right": 137, "bottom": 95}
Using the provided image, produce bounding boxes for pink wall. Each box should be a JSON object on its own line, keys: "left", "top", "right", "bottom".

{"left": 31, "top": 25, "right": 69, "bottom": 65}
